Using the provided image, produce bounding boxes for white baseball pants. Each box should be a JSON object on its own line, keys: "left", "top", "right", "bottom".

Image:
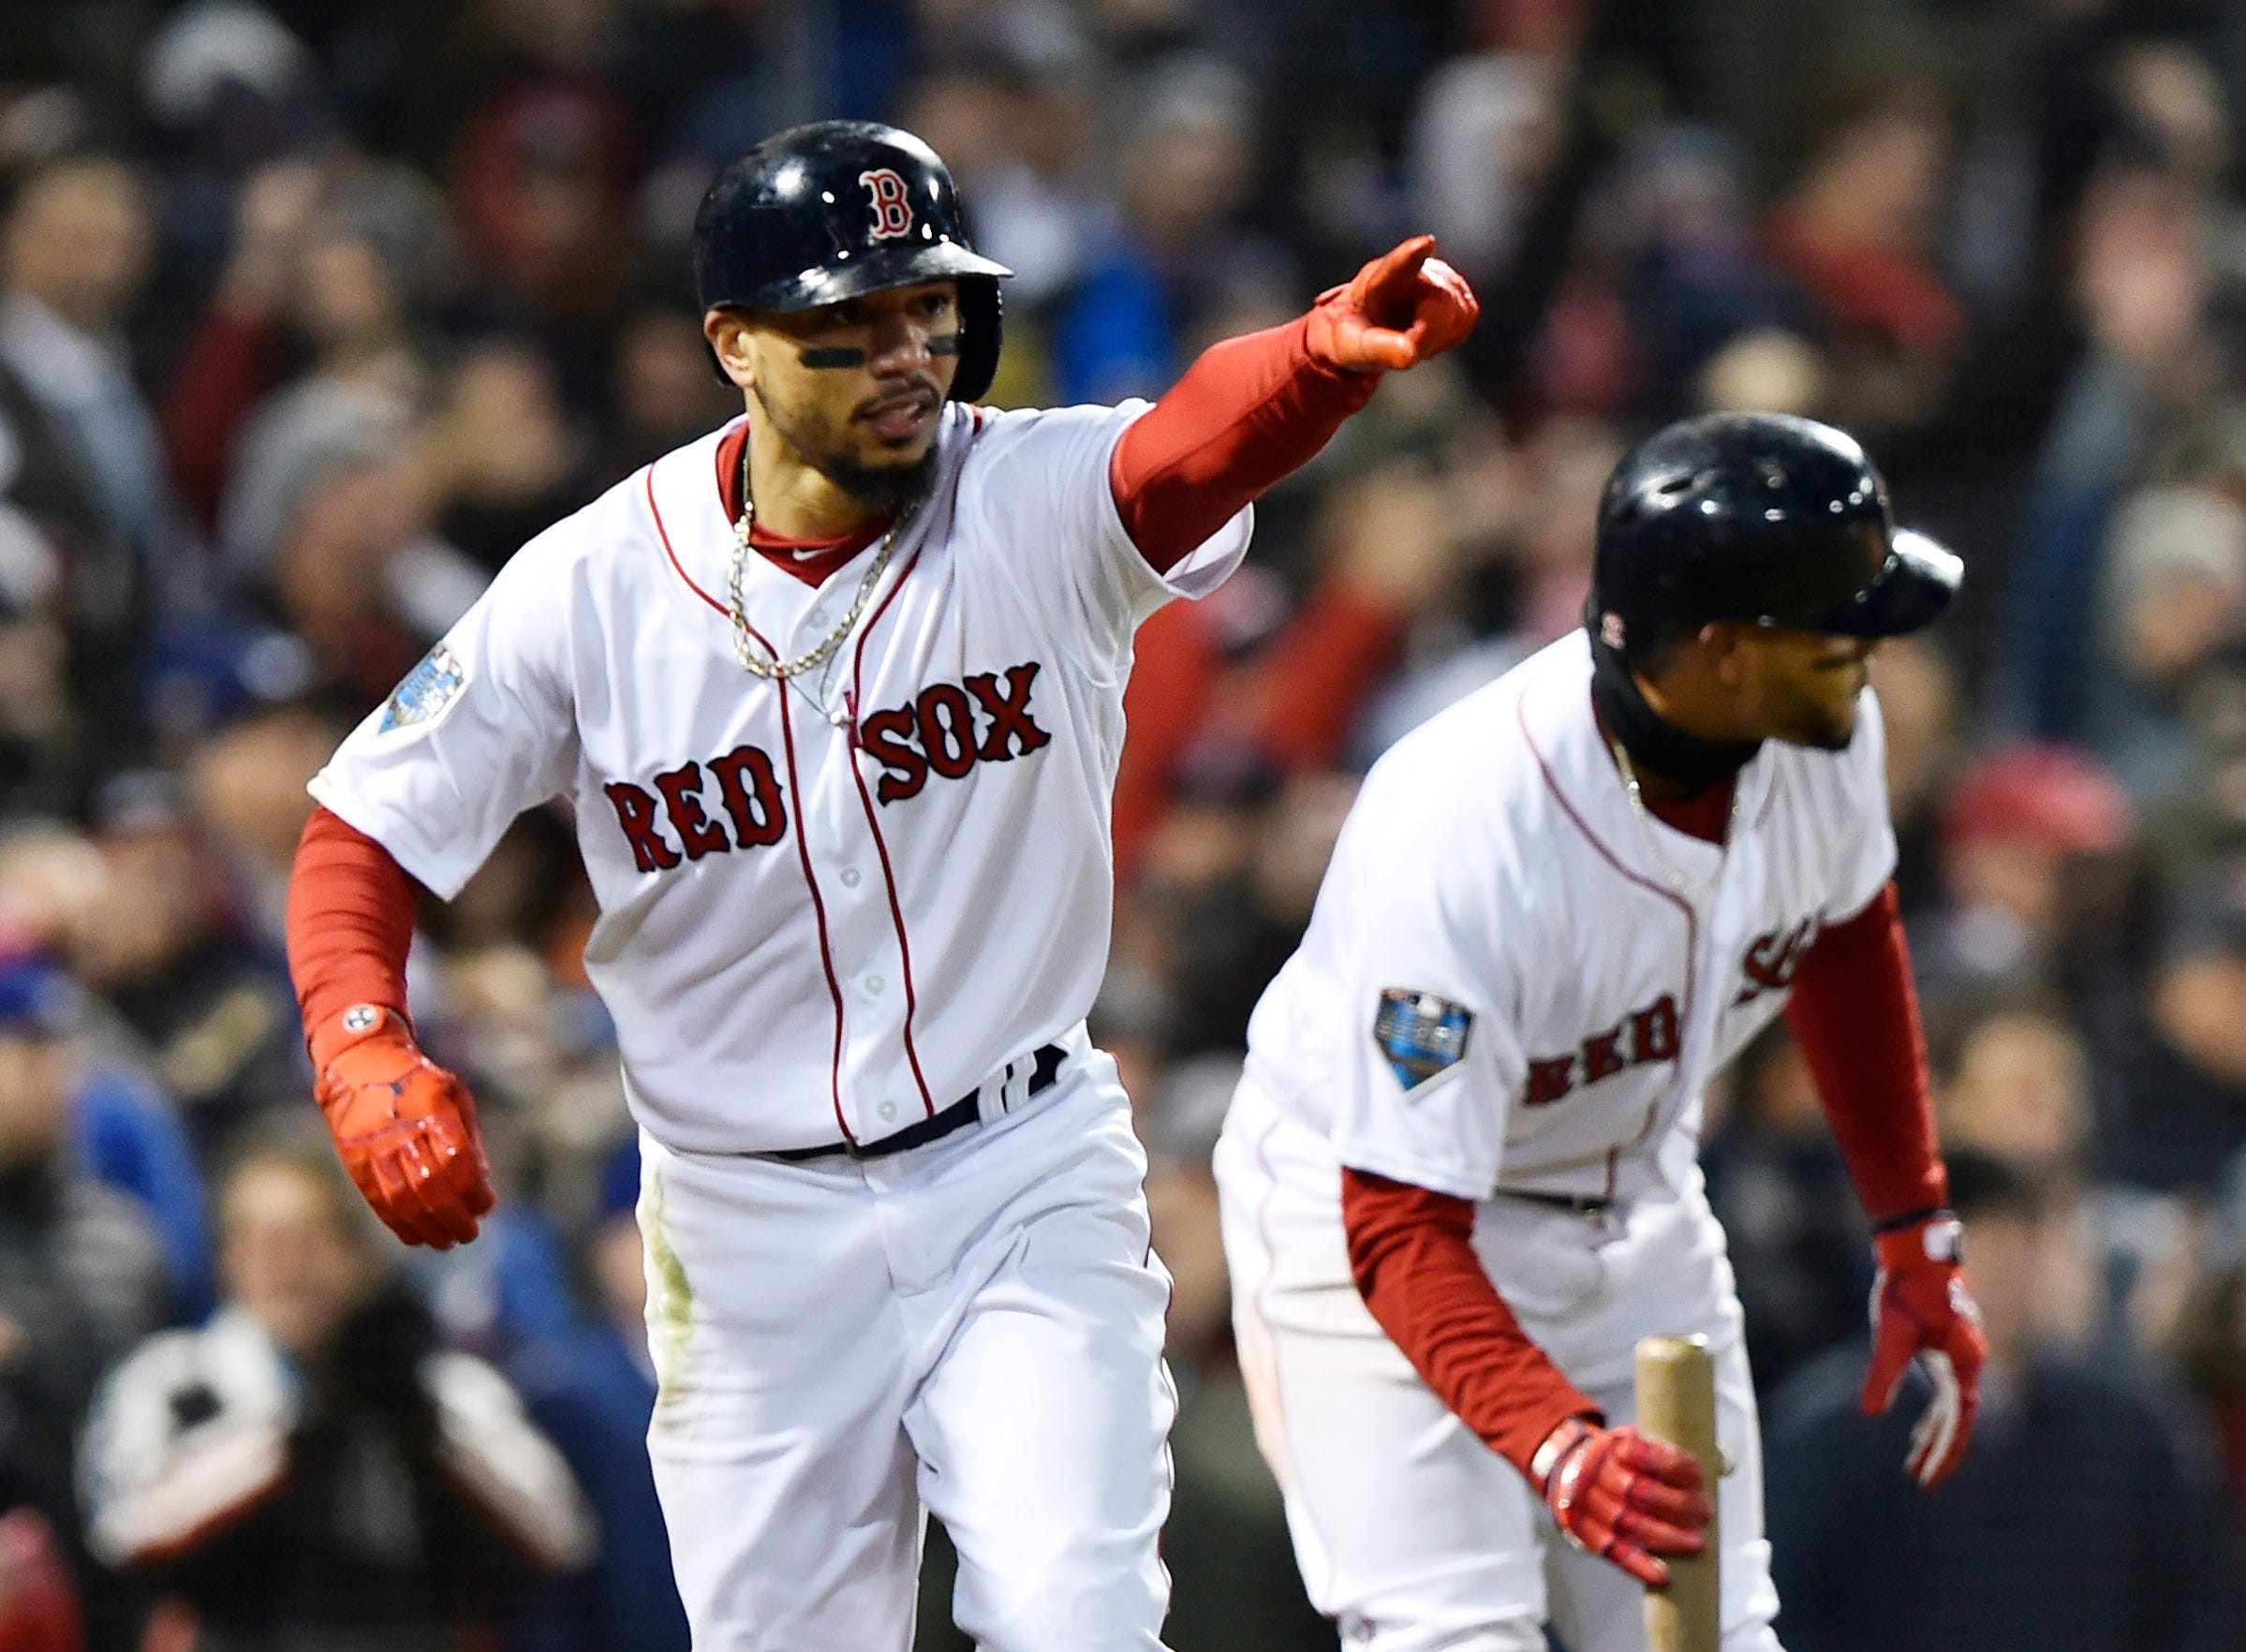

{"left": 1215, "top": 1074, "right": 1783, "bottom": 1652}
{"left": 638, "top": 1056, "right": 1177, "bottom": 1651}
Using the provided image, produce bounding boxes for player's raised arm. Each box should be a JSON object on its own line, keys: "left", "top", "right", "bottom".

{"left": 1107, "top": 234, "right": 1479, "bottom": 573}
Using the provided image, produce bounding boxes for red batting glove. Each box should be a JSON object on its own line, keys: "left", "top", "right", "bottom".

{"left": 315, "top": 1005, "right": 495, "bottom": 1249}
{"left": 1533, "top": 1416, "right": 1714, "bottom": 1589}
{"left": 1862, "top": 1210, "right": 1987, "bottom": 1488}
{"left": 1306, "top": 233, "right": 1480, "bottom": 374}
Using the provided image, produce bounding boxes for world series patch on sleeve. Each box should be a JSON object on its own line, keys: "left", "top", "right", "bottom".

{"left": 379, "top": 643, "right": 466, "bottom": 732}
{"left": 1374, "top": 988, "right": 1473, "bottom": 1091}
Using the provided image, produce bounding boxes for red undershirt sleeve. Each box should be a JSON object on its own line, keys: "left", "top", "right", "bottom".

{"left": 286, "top": 805, "right": 422, "bottom": 1071}
{"left": 1781, "top": 880, "right": 1949, "bottom": 1223}
{"left": 1342, "top": 1166, "right": 1602, "bottom": 1478}
{"left": 1107, "top": 316, "right": 1380, "bottom": 575}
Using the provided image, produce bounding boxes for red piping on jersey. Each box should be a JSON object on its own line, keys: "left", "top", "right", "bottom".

{"left": 774, "top": 690, "right": 856, "bottom": 1143}
{"left": 844, "top": 534, "right": 937, "bottom": 1117}
{"left": 648, "top": 465, "right": 731, "bottom": 617}
{"left": 820, "top": 403, "right": 981, "bottom": 1118}
{"left": 646, "top": 461, "right": 854, "bottom": 1145}
{"left": 1516, "top": 695, "right": 1697, "bottom": 1171}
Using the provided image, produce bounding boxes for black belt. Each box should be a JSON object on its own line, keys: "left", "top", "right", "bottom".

{"left": 766, "top": 1044, "right": 1066, "bottom": 1162}
{"left": 1495, "top": 1187, "right": 1614, "bottom": 1216}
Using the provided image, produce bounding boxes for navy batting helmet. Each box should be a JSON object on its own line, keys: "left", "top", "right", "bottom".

{"left": 1588, "top": 412, "right": 1961, "bottom": 663}
{"left": 693, "top": 120, "right": 1013, "bottom": 402}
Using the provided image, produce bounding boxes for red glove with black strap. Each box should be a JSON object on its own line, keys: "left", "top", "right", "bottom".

{"left": 1532, "top": 1415, "right": 1714, "bottom": 1589}
{"left": 1306, "top": 233, "right": 1479, "bottom": 374}
{"left": 1862, "top": 1209, "right": 1987, "bottom": 1487}
{"left": 314, "top": 1004, "right": 494, "bottom": 1248}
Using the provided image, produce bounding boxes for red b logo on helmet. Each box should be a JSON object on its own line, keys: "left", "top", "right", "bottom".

{"left": 860, "top": 169, "right": 914, "bottom": 240}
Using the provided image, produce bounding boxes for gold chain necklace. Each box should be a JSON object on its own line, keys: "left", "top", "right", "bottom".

{"left": 726, "top": 443, "right": 898, "bottom": 681}
{"left": 1608, "top": 737, "right": 1741, "bottom": 898}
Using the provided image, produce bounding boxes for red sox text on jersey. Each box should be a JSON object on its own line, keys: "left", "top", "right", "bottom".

{"left": 1520, "top": 914, "right": 1822, "bottom": 1107}
{"left": 601, "top": 660, "right": 1051, "bottom": 871}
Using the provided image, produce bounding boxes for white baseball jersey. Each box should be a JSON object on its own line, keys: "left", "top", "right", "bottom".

{"left": 311, "top": 401, "right": 1249, "bottom": 1153}
{"left": 1242, "top": 629, "right": 1895, "bottom": 1205}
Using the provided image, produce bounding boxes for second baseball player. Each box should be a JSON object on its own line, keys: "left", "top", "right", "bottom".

{"left": 1216, "top": 411, "right": 1988, "bottom": 1651}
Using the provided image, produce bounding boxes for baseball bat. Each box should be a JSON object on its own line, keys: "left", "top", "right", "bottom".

{"left": 1636, "top": 1333, "right": 1720, "bottom": 1652}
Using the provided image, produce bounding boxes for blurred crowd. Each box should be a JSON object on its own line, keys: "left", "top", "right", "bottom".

{"left": 0, "top": 0, "right": 2245, "bottom": 1646}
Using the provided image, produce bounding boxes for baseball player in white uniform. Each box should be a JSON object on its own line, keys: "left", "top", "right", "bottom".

{"left": 1215, "top": 412, "right": 1987, "bottom": 1651}
{"left": 281, "top": 120, "right": 1478, "bottom": 1651}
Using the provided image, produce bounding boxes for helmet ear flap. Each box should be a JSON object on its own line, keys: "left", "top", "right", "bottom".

{"left": 950, "top": 278, "right": 1003, "bottom": 403}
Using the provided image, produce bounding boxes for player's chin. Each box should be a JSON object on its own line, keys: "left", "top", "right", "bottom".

{"left": 842, "top": 431, "right": 933, "bottom": 481}
{"left": 874, "top": 426, "right": 938, "bottom": 465}
{"left": 854, "top": 434, "right": 938, "bottom": 483}
{"left": 821, "top": 441, "right": 940, "bottom": 511}
{"left": 1781, "top": 703, "right": 1859, "bottom": 752}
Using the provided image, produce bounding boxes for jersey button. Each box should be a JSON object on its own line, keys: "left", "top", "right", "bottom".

{"left": 865, "top": 974, "right": 886, "bottom": 996}
{"left": 878, "top": 1100, "right": 898, "bottom": 1123}
{"left": 840, "top": 868, "right": 862, "bottom": 888}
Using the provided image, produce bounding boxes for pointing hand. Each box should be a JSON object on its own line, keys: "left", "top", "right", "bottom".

{"left": 1307, "top": 234, "right": 1481, "bottom": 374}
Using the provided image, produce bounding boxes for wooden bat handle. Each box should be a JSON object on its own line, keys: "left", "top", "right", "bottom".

{"left": 1637, "top": 1334, "right": 1721, "bottom": 1652}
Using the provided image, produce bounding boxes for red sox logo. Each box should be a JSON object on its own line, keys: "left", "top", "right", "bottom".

{"left": 861, "top": 168, "right": 914, "bottom": 240}
{"left": 858, "top": 662, "right": 1050, "bottom": 803}
{"left": 1523, "top": 995, "right": 1679, "bottom": 1107}
{"left": 1520, "top": 917, "right": 1826, "bottom": 1107}
{"left": 1734, "top": 915, "right": 1821, "bottom": 1005}
{"left": 600, "top": 660, "right": 1051, "bottom": 873}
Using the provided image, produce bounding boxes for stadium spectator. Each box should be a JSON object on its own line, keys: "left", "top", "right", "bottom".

{"left": 0, "top": 152, "right": 177, "bottom": 780}
{"left": 1911, "top": 743, "right": 2138, "bottom": 1018}
{"left": 2000, "top": 159, "right": 2221, "bottom": 743}
{"left": 0, "top": 951, "right": 168, "bottom": 1648}
{"left": 1762, "top": 76, "right": 1965, "bottom": 446}
{"left": 56, "top": 772, "right": 300, "bottom": 1159}
{"left": 2109, "top": 858, "right": 2246, "bottom": 1195}
{"left": 78, "top": 1125, "right": 592, "bottom": 1652}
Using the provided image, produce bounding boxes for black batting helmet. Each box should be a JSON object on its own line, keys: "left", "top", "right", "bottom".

{"left": 1587, "top": 411, "right": 1961, "bottom": 664}
{"left": 693, "top": 120, "right": 1012, "bottom": 402}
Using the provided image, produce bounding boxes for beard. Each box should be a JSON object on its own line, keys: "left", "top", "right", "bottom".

{"left": 754, "top": 381, "right": 941, "bottom": 515}
{"left": 815, "top": 445, "right": 939, "bottom": 512}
